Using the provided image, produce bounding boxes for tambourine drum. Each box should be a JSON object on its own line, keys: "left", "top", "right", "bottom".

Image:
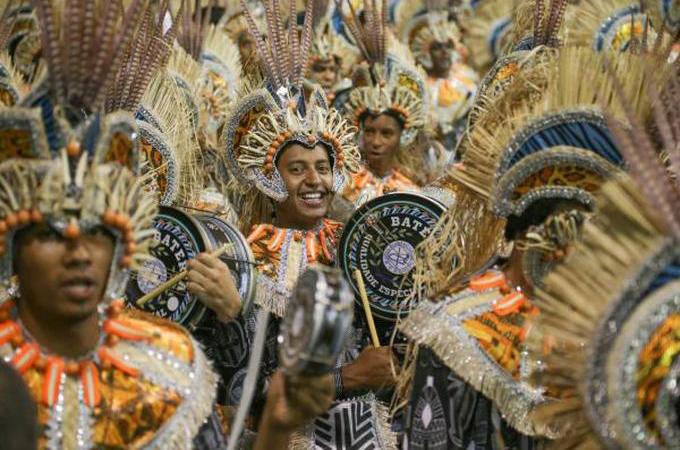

{"left": 339, "top": 193, "right": 445, "bottom": 322}
{"left": 279, "top": 266, "right": 354, "bottom": 376}
{"left": 125, "top": 206, "right": 256, "bottom": 329}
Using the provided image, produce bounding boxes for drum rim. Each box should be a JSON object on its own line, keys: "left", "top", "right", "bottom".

{"left": 195, "top": 213, "right": 258, "bottom": 310}
{"left": 339, "top": 192, "right": 445, "bottom": 321}
{"left": 143, "top": 206, "right": 210, "bottom": 327}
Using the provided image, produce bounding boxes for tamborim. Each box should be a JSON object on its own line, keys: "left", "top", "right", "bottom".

{"left": 126, "top": 206, "right": 256, "bottom": 328}
{"left": 279, "top": 266, "right": 354, "bottom": 376}
{"left": 339, "top": 193, "right": 445, "bottom": 322}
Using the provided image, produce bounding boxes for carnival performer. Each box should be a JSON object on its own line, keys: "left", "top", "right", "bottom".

{"left": 524, "top": 68, "right": 680, "bottom": 449}
{"left": 396, "top": 0, "right": 479, "bottom": 152}
{"left": 0, "top": 1, "right": 221, "bottom": 447}
{"left": 218, "top": 1, "right": 398, "bottom": 447}
{"left": 395, "top": 1, "right": 671, "bottom": 447}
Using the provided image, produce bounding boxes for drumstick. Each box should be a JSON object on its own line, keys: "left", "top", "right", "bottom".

{"left": 354, "top": 269, "right": 381, "bottom": 347}
{"left": 136, "top": 243, "right": 234, "bottom": 307}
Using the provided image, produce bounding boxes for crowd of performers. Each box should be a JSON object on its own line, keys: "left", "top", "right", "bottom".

{"left": 0, "top": 0, "right": 679, "bottom": 449}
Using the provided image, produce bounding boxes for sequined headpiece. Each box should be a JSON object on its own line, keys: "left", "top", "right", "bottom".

{"left": 526, "top": 93, "right": 680, "bottom": 445}
{"left": 0, "top": 0, "right": 157, "bottom": 300}
{"left": 221, "top": 0, "right": 361, "bottom": 202}
{"left": 335, "top": 0, "right": 428, "bottom": 147}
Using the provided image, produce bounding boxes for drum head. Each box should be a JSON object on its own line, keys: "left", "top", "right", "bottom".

{"left": 339, "top": 193, "right": 445, "bottom": 321}
{"left": 126, "top": 206, "right": 209, "bottom": 327}
{"left": 195, "top": 214, "right": 257, "bottom": 313}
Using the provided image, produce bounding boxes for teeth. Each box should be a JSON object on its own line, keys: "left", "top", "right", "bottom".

{"left": 301, "top": 193, "right": 322, "bottom": 200}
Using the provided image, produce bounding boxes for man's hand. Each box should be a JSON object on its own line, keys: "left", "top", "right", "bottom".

{"left": 187, "top": 253, "right": 241, "bottom": 322}
{"left": 341, "top": 346, "right": 398, "bottom": 392}
{"left": 254, "top": 371, "right": 334, "bottom": 450}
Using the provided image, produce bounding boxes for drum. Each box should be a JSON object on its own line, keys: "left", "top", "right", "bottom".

{"left": 339, "top": 192, "right": 445, "bottom": 322}
{"left": 279, "top": 266, "right": 354, "bottom": 376}
{"left": 125, "top": 206, "right": 256, "bottom": 329}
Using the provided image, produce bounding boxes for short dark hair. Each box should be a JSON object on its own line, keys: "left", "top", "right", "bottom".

{"left": 504, "top": 198, "right": 590, "bottom": 241}
{"left": 0, "top": 360, "right": 38, "bottom": 450}
{"left": 360, "top": 110, "right": 406, "bottom": 130}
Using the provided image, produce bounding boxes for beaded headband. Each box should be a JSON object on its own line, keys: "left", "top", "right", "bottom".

{"left": 0, "top": 0, "right": 158, "bottom": 300}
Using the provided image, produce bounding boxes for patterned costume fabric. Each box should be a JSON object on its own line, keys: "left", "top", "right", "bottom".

{"left": 404, "top": 348, "right": 539, "bottom": 450}
{"left": 0, "top": 305, "right": 219, "bottom": 450}
{"left": 400, "top": 270, "right": 551, "bottom": 439}
{"left": 341, "top": 166, "right": 419, "bottom": 207}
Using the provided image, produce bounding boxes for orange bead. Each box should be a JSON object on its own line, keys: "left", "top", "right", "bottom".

{"left": 265, "top": 154, "right": 273, "bottom": 163}
{"left": 66, "top": 141, "right": 81, "bottom": 158}
{"left": 34, "top": 356, "right": 47, "bottom": 371}
{"left": 119, "top": 256, "right": 132, "bottom": 268}
{"left": 102, "top": 210, "right": 116, "bottom": 226}
{"left": 0, "top": 221, "right": 6, "bottom": 233}
{"left": 114, "top": 213, "right": 125, "bottom": 228}
{"left": 5, "top": 213, "right": 18, "bottom": 228}
{"left": 64, "top": 221, "right": 80, "bottom": 239}
{"left": 106, "top": 335, "right": 119, "bottom": 347}
{"left": 11, "top": 334, "right": 24, "bottom": 346}
{"left": 100, "top": 358, "right": 112, "bottom": 370}
{"left": 17, "top": 210, "right": 30, "bottom": 224}
{"left": 125, "top": 242, "right": 137, "bottom": 255}
{"left": 30, "top": 210, "right": 43, "bottom": 223}
{"left": 65, "top": 361, "right": 80, "bottom": 374}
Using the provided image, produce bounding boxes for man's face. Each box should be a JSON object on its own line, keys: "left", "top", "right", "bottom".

{"left": 275, "top": 143, "right": 334, "bottom": 229}
{"left": 361, "top": 114, "right": 402, "bottom": 173}
{"left": 429, "top": 40, "right": 453, "bottom": 75}
{"left": 15, "top": 224, "right": 115, "bottom": 323}
{"left": 309, "top": 58, "right": 339, "bottom": 90}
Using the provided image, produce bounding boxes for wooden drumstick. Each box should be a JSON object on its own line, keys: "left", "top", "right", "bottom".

{"left": 354, "top": 269, "right": 381, "bottom": 347}
{"left": 136, "top": 243, "right": 234, "bottom": 307}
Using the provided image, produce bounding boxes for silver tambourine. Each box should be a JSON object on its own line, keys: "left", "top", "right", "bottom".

{"left": 278, "top": 266, "right": 355, "bottom": 376}
{"left": 126, "top": 206, "right": 256, "bottom": 329}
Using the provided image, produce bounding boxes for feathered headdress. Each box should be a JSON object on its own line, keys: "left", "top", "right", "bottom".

{"left": 334, "top": 0, "right": 428, "bottom": 147}
{"left": 395, "top": 0, "right": 463, "bottom": 71}
{"left": 413, "top": 47, "right": 663, "bottom": 300}
{"left": 0, "top": 0, "right": 158, "bottom": 300}
{"left": 462, "top": 0, "right": 514, "bottom": 71}
{"left": 564, "top": 0, "right": 657, "bottom": 52}
{"left": 526, "top": 66, "right": 680, "bottom": 447}
{"left": 220, "top": 0, "right": 360, "bottom": 204}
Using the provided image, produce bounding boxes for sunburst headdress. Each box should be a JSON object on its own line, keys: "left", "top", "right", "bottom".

{"left": 413, "top": 47, "right": 663, "bottom": 300}
{"left": 221, "top": 0, "right": 361, "bottom": 206}
{"left": 334, "top": 0, "right": 428, "bottom": 147}
{"left": 395, "top": 0, "right": 463, "bottom": 71}
{"left": 0, "top": 0, "right": 158, "bottom": 300}
{"left": 564, "top": 0, "right": 659, "bottom": 52}
{"left": 463, "top": 0, "right": 514, "bottom": 72}
{"left": 526, "top": 64, "right": 680, "bottom": 448}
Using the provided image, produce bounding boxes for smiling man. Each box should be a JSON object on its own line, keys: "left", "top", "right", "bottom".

{"left": 217, "top": 3, "right": 401, "bottom": 447}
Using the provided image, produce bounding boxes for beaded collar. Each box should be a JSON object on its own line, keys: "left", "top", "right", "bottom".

{"left": 342, "top": 166, "right": 419, "bottom": 207}
{"left": 0, "top": 298, "right": 217, "bottom": 449}
{"left": 246, "top": 219, "right": 342, "bottom": 317}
